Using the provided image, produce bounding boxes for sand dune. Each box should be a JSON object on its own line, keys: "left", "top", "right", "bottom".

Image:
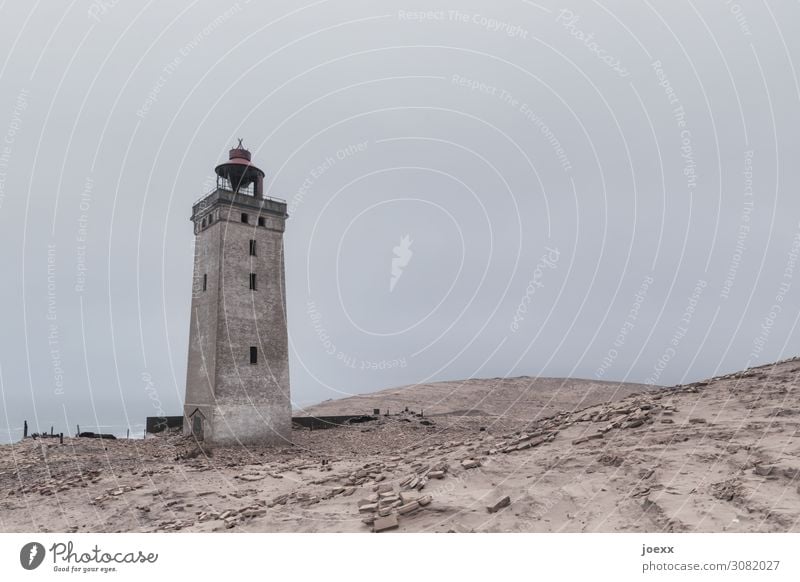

{"left": 297, "top": 376, "right": 657, "bottom": 419}
{"left": 2, "top": 361, "right": 799, "bottom": 533}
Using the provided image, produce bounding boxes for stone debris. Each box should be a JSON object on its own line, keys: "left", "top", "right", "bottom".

{"left": 710, "top": 479, "right": 741, "bottom": 502}
{"left": 346, "top": 465, "right": 386, "bottom": 486}
{"left": 229, "top": 488, "right": 257, "bottom": 499}
{"left": 91, "top": 484, "right": 142, "bottom": 504}
{"left": 571, "top": 433, "right": 603, "bottom": 445}
{"left": 373, "top": 513, "right": 399, "bottom": 532}
{"left": 487, "top": 431, "right": 557, "bottom": 454}
{"left": 360, "top": 493, "right": 379, "bottom": 505}
{"left": 461, "top": 459, "right": 481, "bottom": 470}
{"left": 268, "top": 494, "right": 289, "bottom": 507}
{"left": 196, "top": 511, "right": 219, "bottom": 522}
{"left": 11, "top": 469, "right": 102, "bottom": 498}
{"left": 236, "top": 472, "right": 267, "bottom": 482}
{"left": 296, "top": 492, "right": 320, "bottom": 506}
{"left": 265, "top": 490, "right": 322, "bottom": 508}
{"left": 486, "top": 495, "right": 511, "bottom": 513}
{"left": 357, "top": 484, "right": 434, "bottom": 531}
{"left": 506, "top": 433, "right": 544, "bottom": 450}
{"left": 571, "top": 399, "right": 664, "bottom": 440}
{"left": 639, "top": 468, "right": 655, "bottom": 480}
{"left": 399, "top": 474, "right": 419, "bottom": 490}
{"left": 175, "top": 502, "right": 268, "bottom": 531}
{"left": 598, "top": 453, "right": 624, "bottom": 467}
{"left": 398, "top": 501, "right": 420, "bottom": 514}
{"left": 155, "top": 518, "right": 194, "bottom": 531}
{"left": 399, "top": 492, "right": 418, "bottom": 504}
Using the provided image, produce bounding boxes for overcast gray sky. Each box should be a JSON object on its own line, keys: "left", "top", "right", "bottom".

{"left": 1, "top": 0, "right": 799, "bottom": 442}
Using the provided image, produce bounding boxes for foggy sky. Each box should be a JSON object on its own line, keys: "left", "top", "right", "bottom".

{"left": 1, "top": 0, "right": 799, "bottom": 442}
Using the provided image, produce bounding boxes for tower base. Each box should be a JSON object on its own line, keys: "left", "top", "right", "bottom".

{"left": 183, "top": 403, "right": 291, "bottom": 446}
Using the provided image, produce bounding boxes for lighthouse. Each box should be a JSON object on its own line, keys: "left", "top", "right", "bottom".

{"left": 183, "top": 141, "right": 291, "bottom": 445}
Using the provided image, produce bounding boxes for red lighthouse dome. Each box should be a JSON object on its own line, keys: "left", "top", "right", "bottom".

{"left": 214, "top": 139, "right": 265, "bottom": 197}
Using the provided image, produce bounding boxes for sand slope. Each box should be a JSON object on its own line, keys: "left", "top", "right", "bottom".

{"left": 297, "top": 376, "right": 656, "bottom": 420}
{"left": 1, "top": 363, "right": 799, "bottom": 533}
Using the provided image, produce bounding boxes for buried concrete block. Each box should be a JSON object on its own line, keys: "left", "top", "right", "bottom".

{"left": 487, "top": 495, "right": 511, "bottom": 514}
{"left": 373, "top": 513, "right": 399, "bottom": 533}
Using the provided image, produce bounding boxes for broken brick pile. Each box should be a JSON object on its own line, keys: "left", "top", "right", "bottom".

{"left": 357, "top": 462, "right": 447, "bottom": 532}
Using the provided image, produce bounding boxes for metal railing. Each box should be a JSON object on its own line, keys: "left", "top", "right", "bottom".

{"left": 192, "top": 187, "right": 286, "bottom": 207}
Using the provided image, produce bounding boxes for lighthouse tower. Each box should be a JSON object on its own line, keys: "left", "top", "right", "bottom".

{"left": 183, "top": 141, "right": 291, "bottom": 445}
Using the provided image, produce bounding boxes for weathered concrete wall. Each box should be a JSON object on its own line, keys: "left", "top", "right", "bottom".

{"left": 183, "top": 206, "right": 221, "bottom": 431}
{"left": 146, "top": 416, "right": 184, "bottom": 434}
{"left": 210, "top": 403, "right": 292, "bottom": 446}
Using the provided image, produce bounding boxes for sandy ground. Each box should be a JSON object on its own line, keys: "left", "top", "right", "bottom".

{"left": 296, "top": 376, "right": 656, "bottom": 420}
{"left": 1, "top": 362, "right": 799, "bottom": 533}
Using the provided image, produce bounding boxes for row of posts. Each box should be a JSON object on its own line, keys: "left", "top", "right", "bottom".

{"left": 21, "top": 421, "right": 130, "bottom": 442}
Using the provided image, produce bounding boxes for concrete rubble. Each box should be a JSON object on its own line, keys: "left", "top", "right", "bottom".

{"left": 356, "top": 476, "right": 436, "bottom": 531}
{"left": 486, "top": 495, "right": 511, "bottom": 513}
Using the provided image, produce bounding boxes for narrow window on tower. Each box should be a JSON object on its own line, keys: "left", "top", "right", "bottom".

{"left": 202, "top": 273, "right": 207, "bottom": 291}
{"left": 249, "top": 346, "right": 258, "bottom": 364}
{"left": 241, "top": 212, "right": 249, "bottom": 224}
{"left": 249, "top": 239, "right": 257, "bottom": 256}
{"left": 258, "top": 216, "right": 265, "bottom": 227}
{"left": 249, "top": 273, "right": 257, "bottom": 290}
